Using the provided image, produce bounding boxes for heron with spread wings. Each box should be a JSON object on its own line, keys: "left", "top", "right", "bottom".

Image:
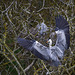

{"left": 17, "top": 15, "right": 70, "bottom": 66}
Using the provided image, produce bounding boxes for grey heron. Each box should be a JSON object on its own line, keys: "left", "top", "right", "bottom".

{"left": 17, "top": 15, "right": 70, "bottom": 66}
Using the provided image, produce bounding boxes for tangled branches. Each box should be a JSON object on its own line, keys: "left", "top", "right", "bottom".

{"left": 0, "top": 0, "right": 75, "bottom": 75}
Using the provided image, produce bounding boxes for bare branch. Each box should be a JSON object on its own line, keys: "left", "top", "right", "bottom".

{"left": 2, "top": 0, "right": 15, "bottom": 13}
{"left": 24, "top": 59, "right": 37, "bottom": 72}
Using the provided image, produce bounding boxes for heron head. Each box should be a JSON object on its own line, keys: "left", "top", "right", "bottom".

{"left": 47, "top": 39, "right": 52, "bottom": 46}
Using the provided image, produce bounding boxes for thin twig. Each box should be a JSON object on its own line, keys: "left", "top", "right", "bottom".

{"left": 24, "top": 59, "right": 37, "bottom": 72}
{"left": 2, "top": 48, "right": 20, "bottom": 75}
{"left": 2, "top": 0, "right": 15, "bottom": 13}
{"left": 4, "top": 43, "right": 26, "bottom": 75}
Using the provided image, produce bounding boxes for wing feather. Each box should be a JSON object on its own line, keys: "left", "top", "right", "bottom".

{"left": 55, "top": 15, "right": 70, "bottom": 49}
{"left": 53, "top": 15, "right": 70, "bottom": 59}
{"left": 17, "top": 38, "right": 51, "bottom": 61}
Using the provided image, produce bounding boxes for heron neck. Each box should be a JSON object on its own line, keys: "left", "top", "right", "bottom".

{"left": 49, "top": 44, "right": 52, "bottom": 49}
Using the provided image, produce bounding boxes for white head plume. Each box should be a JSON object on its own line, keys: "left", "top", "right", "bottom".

{"left": 48, "top": 39, "right": 52, "bottom": 47}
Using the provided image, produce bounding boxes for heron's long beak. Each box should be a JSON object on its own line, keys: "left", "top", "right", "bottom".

{"left": 46, "top": 41, "right": 49, "bottom": 43}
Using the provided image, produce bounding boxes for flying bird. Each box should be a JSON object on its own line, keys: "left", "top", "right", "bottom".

{"left": 17, "top": 15, "right": 70, "bottom": 66}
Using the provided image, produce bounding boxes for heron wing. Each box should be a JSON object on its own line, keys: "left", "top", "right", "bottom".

{"left": 55, "top": 15, "right": 70, "bottom": 49}
{"left": 17, "top": 38, "right": 50, "bottom": 61}
{"left": 53, "top": 15, "right": 70, "bottom": 59}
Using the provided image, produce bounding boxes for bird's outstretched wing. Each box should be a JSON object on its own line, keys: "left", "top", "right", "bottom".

{"left": 17, "top": 38, "right": 50, "bottom": 61}
{"left": 55, "top": 15, "right": 70, "bottom": 49}
{"left": 52, "top": 15, "right": 70, "bottom": 59}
